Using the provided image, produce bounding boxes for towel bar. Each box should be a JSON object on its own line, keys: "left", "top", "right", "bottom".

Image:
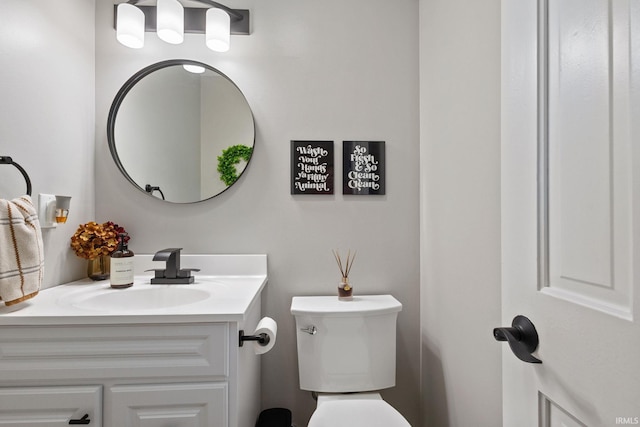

{"left": 0, "top": 156, "right": 32, "bottom": 196}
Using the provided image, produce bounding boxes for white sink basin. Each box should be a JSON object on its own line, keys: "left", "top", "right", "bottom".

{"left": 67, "top": 286, "right": 212, "bottom": 312}
{"left": 57, "top": 276, "right": 234, "bottom": 313}
{"left": 0, "top": 255, "right": 268, "bottom": 324}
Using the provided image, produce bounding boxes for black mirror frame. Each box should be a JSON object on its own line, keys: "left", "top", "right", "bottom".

{"left": 106, "top": 59, "right": 256, "bottom": 204}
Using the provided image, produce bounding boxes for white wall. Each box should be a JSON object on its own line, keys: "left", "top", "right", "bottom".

{"left": 95, "top": 1, "right": 421, "bottom": 426}
{"left": 419, "top": 0, "right": 502, "bottom": 426}
{"left": 0, "top": 0, "right": 95, "bottom": 288}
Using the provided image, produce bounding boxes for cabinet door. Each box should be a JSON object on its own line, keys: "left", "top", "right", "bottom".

{"left": 109, "top": 383, "right": 227, "bottom": 427}
{"left": 0, "top": 385, "right": 102, "bottom": 426}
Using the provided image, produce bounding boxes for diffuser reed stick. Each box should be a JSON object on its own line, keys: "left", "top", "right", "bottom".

{"left": 333, "top": 249, "right": 357, "bottom": 289}
{"left": 333, "top": 249, "right": 356, "bottom": 301}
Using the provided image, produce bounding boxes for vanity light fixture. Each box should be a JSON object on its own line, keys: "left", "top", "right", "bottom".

{"left": 206, "top": 7, "right": 230, "bottom": 52}
{"left": 116, "top": 3, "right": 145, "bottom": 48}
{"left": 157, "top": 0, "right": 184, "bottom": 44}
{"left": 114, "top": 0, "right": 250, "bottom": 51}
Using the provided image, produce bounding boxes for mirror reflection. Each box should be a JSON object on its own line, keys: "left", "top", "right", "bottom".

{"left": 107, "top": 60, "right": 255, "bottom": 203}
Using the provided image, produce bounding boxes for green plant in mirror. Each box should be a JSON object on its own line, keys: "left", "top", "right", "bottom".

{"left": 217, "top": 144, "right": 253, "bottom": 186}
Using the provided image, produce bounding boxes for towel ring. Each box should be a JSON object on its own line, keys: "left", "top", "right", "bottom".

{"left": 0, "top": 156, "right": 32, "bottom": 196}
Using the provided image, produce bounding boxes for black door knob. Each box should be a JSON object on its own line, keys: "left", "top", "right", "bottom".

{"left": 493, "top": 315, "right": 542, "bottom": 364}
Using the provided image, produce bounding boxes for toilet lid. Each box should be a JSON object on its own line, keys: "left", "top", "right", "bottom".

{"left": 308, "top": 398, "right": 411, "bottom": 427}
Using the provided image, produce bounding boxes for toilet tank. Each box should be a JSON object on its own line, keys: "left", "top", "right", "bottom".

{"left": 290, "top": 295, "right": 402, "bottom": 393}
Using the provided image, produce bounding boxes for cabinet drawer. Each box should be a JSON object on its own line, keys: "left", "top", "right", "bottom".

{"left": 0, "top": 385, "right": 102, "bottom": 426}
{"left": 108, "top": 382, "right": 227, "bottom": 427}
{"left": 0, "top": 324, "right": 228, "bottom": 381}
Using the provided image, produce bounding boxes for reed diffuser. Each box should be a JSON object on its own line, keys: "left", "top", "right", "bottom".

{"left": 333, "top": 249, "right": 356, "bottom": 301}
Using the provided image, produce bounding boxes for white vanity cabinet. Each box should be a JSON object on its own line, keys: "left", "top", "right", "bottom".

{"left": 0, "top": 385, "right": 101, "bottom": 426}
{"left": 109, "top": 382, "right": 227, "bottom": 426}
{"left": 0, "top": 255, "right": 267, "bottom": 427}
{"left": 0, "top": 310, "right": 261, "bottom": 427}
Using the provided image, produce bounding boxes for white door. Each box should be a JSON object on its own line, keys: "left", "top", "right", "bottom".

{"left": 501, "top": 0, "right": 640, "bottom": 426}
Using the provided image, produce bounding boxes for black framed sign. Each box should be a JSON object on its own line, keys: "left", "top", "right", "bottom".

{"left": 343, "top": 141, "right": 385, "bottom": 195}
{"left": 291, "top": 140, "right": 334, "bottom": 194}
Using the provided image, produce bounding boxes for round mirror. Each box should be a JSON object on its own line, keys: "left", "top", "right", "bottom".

{"left": 107, "top": 60, "right": 255, "bottom": 203}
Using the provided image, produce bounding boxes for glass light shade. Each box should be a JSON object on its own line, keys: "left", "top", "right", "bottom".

{"left": 206, "top": 8, "right": 230, "bottom": 52}
{"left": 157, "top": 0, "right": 184, "bottom": 44}
{"left": 116, "top": 3, "right": 145, "bottom": 49}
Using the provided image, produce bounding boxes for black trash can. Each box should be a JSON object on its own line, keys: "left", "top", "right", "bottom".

{"left": 255, "top": 408, "right": 292, "bottom": 427}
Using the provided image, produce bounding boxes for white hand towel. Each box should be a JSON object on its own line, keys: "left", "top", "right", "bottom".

{"left": 0, "top": 195, "right": 44, "bottom": 306}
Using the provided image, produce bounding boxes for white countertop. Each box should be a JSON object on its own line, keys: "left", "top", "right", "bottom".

{"left": 0, "top": 254, "right": 267, "bottom": 326}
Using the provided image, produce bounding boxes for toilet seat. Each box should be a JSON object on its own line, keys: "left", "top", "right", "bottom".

{"left": 308, "top": 393, "right": 411, "bottom": 427}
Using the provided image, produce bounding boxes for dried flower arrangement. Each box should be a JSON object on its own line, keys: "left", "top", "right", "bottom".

{"left": 333, "top": 249, "right": 356, "bottom": 300}
{"left": 70, "top": 221, "right": 129, "bottom": 260}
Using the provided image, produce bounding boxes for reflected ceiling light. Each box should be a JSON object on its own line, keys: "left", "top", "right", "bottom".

{"left": 116, "top": 3, "right": 145, "bottom": 49}
{"left": 206, "top": 8, "right": 230, "bottom": 52}
{"left": 114, "top": 1, "right": 250, "bottom": 52}
{"left": 157, "top": 0, "right": 184, "bottom": 44}
{"left": 183, "top": 64, "right": 206, "bottom": 74}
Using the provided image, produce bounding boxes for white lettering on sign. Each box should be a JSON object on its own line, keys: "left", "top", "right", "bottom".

{"left": 293, "top": 142, "right": 332, "bottom": 194}
{"left": 347, "top": 144, "right": 382, "bottom": 192}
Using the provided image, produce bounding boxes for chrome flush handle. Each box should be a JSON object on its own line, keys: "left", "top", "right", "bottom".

{"left": 300, "top": 326, "right": 317, "bottom": 335}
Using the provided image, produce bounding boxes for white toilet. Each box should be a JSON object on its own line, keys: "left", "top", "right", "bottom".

{"left": 290, "top": 295, "right": 411, "bottom": 427}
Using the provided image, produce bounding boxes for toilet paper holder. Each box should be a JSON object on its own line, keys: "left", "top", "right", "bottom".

{"left": 239, "top": 330, "right": 270, "bottom": 347}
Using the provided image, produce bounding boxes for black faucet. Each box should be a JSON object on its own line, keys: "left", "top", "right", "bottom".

{"left": 147, "top": 248, "right": 200, "bottom": 284}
